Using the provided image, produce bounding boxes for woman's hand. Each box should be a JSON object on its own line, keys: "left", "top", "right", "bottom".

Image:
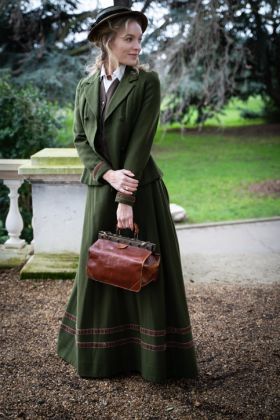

{"left": 103, "top": 169, "right": 139, "bottom": 195}
{"left": 116, "top": 203, "right": 134, "bottom": 230}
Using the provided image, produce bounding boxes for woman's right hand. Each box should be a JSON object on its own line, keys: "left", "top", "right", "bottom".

{"left": 102, "top": 169, "right": 139, "bottom": 195}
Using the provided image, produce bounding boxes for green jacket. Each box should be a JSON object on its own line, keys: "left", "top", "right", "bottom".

{"left": 73, "top": 65, "right": 163, "bottom": 206}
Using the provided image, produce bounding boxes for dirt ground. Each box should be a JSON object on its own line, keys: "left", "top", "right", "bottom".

{"left": 0, "top": 267, "right": 279, "bottom": 419}
{"left": 248, "top": 179, "right": 280, "bottom": 197}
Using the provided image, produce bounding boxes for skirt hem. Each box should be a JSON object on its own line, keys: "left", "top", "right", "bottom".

{"left": 58, "top": 347, "right": 199, "bottom": 384}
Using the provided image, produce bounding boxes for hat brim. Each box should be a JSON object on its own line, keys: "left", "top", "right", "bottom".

{"left": 88, "top": 11, "right": 148, "bottom": 42}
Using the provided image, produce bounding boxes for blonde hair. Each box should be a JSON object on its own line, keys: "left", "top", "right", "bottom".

{"left": 86, "top": 16, "right": 149, "bottom": 75}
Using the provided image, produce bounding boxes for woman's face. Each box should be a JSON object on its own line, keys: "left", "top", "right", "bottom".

{"left": 110, "top": 20, "right": 143, "bottom": 67}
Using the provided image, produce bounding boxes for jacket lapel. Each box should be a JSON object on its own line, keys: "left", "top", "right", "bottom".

{"left": 105, "top": 67, "right": 139, "bottom": 121}
{"left": 83, "top": 66, "right": 139, "bottom": 122}
{"left": 83, "top": 72, "right": 100, "bottom": 119}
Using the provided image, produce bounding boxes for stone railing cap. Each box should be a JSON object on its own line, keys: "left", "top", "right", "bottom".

{"left": 18, "top": 148, "right": 84, "bottom": 175}
{"left": 0, "top": 159, "right": 30, "bottom": 171}
{"left": 0, "top": 159, "right": 31, "bottom": 180}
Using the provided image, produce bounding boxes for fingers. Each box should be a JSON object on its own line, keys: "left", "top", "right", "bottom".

{"left": 120, "top": 182, "right": 138, "bottom": 194}
{"left": 120, "top": 187, "right": 133, "bottom": 194}
{"left": 121, "top": 169, "right": 135, "bottom": 177}
{"left": 117, "top": 218, "right": 134, "bottom": 230}
{"left": 121, "top": 170, "right": 139, "bottom": 185}
{"left": 122, "top": 176, "right": 138, "bottom": 188}
{"left": 122, "top": 179, "right": 138, "bottom": 188}
{"left": 109, "top": 170, "right": 139, "bottom": 194}
{"left": 121, "top": 171, "right": 139, "bottom": 194}
{"left": 124, "top": 177, "right": 138, "bottom": 186}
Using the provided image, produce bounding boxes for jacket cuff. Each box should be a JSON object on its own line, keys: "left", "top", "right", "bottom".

{"left": 115, "top": 192, "right": 136, "bottom": 207}
{"left": 91, "top": 161, "right": 111, "bottom": 183}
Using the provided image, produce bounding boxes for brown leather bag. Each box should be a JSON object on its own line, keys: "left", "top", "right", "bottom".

{"left": 87, "top": 224, "right": 160, "bottom": 292}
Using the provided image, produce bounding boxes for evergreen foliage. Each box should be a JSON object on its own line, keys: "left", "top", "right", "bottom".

{"left": 0, "top": 74, "right": 60, "bottom": 244}
{"left": 0, "top": 0, "right": 92, "bottom": 103}
{"left": 0, "top": 0, "right": 279, "bottom": 121}
{"left": 147, "top": 0, "right": 280, "bottom": 124}
{"left": 0, "top": 75, "right": 58, "bottom": 159}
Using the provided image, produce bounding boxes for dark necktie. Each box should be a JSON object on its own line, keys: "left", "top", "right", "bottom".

{"left": 96, "top": 78, "right": 120, "bottom": 162}
{"left": 101, "top": 78, "right": 120, "bottom": 117}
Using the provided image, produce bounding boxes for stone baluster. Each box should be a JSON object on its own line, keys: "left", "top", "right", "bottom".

{"left": 3, "top": 179, "right": 26, "bottom": 248}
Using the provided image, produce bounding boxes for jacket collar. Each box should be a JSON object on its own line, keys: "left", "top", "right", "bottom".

{"left": 84, "top": 66, "right": 139, "bottom": 121}
{"left": 100, "top": 63, "right": 126, "bottom": 82}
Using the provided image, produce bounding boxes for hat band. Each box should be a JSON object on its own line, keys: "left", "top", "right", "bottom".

{"left": 94, "top": 7, "right": 131, "bottom": 27}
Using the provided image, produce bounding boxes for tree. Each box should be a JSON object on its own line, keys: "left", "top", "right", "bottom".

{"left": 141, "top": 0, "right": 280, "bottom": 124}
{"left": 0, "top": 75, "right": 58, "bottom": 159}
{"left": 0, "top": 0, "right": 95, "bottom": 103}
{"left": 1, "top": 0, "right": 279, "bottom": 122}
{"left": 0, "top": 74, "right": 59, "bottom": 244}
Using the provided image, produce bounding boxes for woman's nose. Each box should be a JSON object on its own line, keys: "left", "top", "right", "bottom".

{"left": 133, "top": 40, "right": 141, "bottom": 51}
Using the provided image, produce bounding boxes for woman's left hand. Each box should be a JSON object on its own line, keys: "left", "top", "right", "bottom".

{"left": 116, "top": 203, "right": 133, "bottom": 230}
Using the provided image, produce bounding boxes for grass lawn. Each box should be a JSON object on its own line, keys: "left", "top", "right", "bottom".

{"left": 202, "top": 95, "right": 265, "bottom": 127}
{"left": 56, "top": 107, "right": 74, "bottom": 146}
{"left": 161, "top": 95, "right": 266, "bottom": 129}
{"left": 153, "top": 127, "right": 280, "bottom": 223}
{"left": 56, "top": 96, "right": 267, "bottom": 146}
{"left": 56, "top": 97, "right": 280, "bottom": 223}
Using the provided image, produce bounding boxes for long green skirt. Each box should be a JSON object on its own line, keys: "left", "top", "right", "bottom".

{"left": 57, "top": 178, "right": 198, "bottom": 383}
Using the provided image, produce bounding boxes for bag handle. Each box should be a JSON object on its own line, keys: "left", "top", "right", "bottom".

{"left": 116, "top": 223, "right": 139, "bottom": 239}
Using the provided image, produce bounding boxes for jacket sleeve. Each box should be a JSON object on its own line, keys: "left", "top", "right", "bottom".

{"left": 115, "top": 71, "right": 161, "bottom": 206}
{"left": 73, "top": 79, "right": 111, "bottom": 183}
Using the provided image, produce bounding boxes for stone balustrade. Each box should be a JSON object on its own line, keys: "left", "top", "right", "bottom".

{"left": 0, "top": 150, "right": 85, "bottom": 277}
{"left": 1, "top": 148, "right": 186, "bottom": 278}
{"left": 18, "top": 148, "right": 86, "bottom": 255}
{"left": 0, "top": 159, "right": 30, "bottom": 248}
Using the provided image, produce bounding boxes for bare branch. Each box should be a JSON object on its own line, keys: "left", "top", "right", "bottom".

{"left": 141, "top": 0, "right": 153, "bottom": 13}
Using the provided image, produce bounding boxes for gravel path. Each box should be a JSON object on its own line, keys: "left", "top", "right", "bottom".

{"left": 178, "top": 219, "right": 280, "bottom": 284}
{"left": 1, "top": 267, "right": 279, "bottom": 419}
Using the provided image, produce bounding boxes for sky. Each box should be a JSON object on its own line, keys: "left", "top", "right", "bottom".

{"left": 29, "top": 0, "right": 168, "bottom": 45}
{"left": 29, "top": 1, "right": 141, "bottom": 11}
{"left": 28, "top": 0, "right": 146, "bottom": 42}
{"left": 78, "top": 1, "right": 117, "bottom": 10}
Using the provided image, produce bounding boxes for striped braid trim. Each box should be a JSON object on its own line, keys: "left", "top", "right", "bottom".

{"left": 60, "top": 325, "right": 194, "bottom": 351}
{"left": 76, "top": 337, "right": 194, "bottom": 351}
{"left": 92, "top": 161, "right": 106, "bottom": 179}
{"left": 63, "top": 313, "right": 192, "bottom": 336}
{"left": 65, "top": 312, "right": 76, "bottom": 321}
{"left": 61, "top": 322, "right": 191, "bottom": 337}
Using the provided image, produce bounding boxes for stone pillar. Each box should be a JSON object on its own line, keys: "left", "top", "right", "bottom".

{"left": 18, "top": 148, "right": 86, "bottom": 254}
{"left": 3, "top": 179, "right": 26, "bottom": 249}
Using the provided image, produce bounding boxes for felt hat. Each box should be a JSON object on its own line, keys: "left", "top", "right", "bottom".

{"left": 88, "top": 5, "right": 148, "bottom": 42}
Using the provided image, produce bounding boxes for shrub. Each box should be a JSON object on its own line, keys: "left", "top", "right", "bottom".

{"left": 0, "top": 74, "right": 60, "bottom": 243}
{"left": 0, "top": 74, "right": 59, "bottom": 159}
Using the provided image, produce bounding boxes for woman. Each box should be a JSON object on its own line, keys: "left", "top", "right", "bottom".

{"left": 57, "top": 5, "right": 198, "bottom": 383}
